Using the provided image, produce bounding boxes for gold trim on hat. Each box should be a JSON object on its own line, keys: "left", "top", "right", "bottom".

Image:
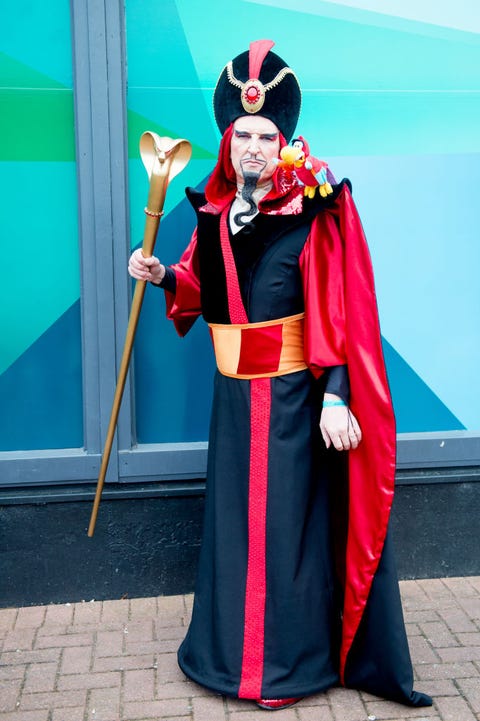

{"left": 225, "top": 61, "right": 298, "bottom": 115}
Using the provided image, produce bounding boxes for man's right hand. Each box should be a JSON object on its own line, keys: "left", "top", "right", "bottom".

{"left": 128, "top": 248, "right": 165, "bottom": 285}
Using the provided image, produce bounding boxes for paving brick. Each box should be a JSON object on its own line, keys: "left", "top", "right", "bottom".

{"left": 438, "top": 607, "right": 477, "bottom": 633}
{"left": 3, "top": 627, "right": 36, "bottom": 651}
{"left": 61, "top": 644, "right": 92, "bottom": 673}
{"left": 88, "top": 685, "right": 121, "bottom": 721}
{"left": 0, "top": 664, "right": 26, "bottom": 681}
{"left": 126, "top": 639, "right": 169, "bottom": 656}
{"left": 326, "top": 686, "right": 366, "bottom": 721}
{"left": 458, "top": 632, "right": 480, "bottom": 646}
{"left": 155, "top": 624, "right": 186, "bottom": 642}
{"left": 73, "top": 600, "right": 103, "bottom": 625}
{"left": 35, "top": 631, "right": 93, "bottom": 649}
{"left": 183, "top": 593, "right": 194, "bottom": 613}
{"left": 44, "top": 603, "right": 74, "bottom": 625}
{"left": 158, "top": 594, "right": 187, "bottom": 616}
{"left": 458, "top": 598, "right": 480, "bottom": 621}
{"left": 415, "top": 678, "right": 457, "bottom": 696}
{"left": 468, "top": 577, "right": 480, "bottom": 593}
{"left": 93, "top": 653, "right": 154, "bottom": 672}
{"left": 0, "top": 711, "right": 50, "bottom": 721}
{"left": 455, "top": 677, "right": 480, "bottom": 712}
{"left": 51, "top": 707, "right": 85, "bottom": 721}
{"left": 23, "top": 661, "right": 58, "bottom": 693}
{"left": 418, "top": 579, "right": 454, "bottom": 600}
{"left": 95, "top": 629, "right": 124, "bottom": 657}
{"left": 57, "top": 670, "right": 121, "bottom": 690}
{"left": 419, "top": 621, "right": 459, "bottom": 648}
{"left": 297, "top": 707, "right": 335, "bottom": 721}
{"left": 229, "top": 709, "right": 298, "bottom": 720}
{"left": 155, "top": 596, "right": 188, "bottom": 628}
{"left": 123, "top": 668, "right": 155, "bottom": 701}
{"left": 129, "top": 596, "right": 158, "bottom": 620}
{"left": 157, "top": 679, "right": 210, "bottom": 698}
{"left": 415, "top": 661, "right": 478, "bottom": 680}
{"left": 155, "top": 612, "right": 188, "bottom": 629}
{"left": 192, "top": 695, "right": 227, "bottom": 720}
{"left": 375, "top": 718, "right": 441, "bottom": 721}
{"left": 400, "top": 580, "right": 430, "bottom": 602}
{"left": 296, "top": 693, "right": 330, "bottom": 707}
{"left": 442, "top": 577, "right": 479, "bottom": 597}
{"left": 406, "top": 622, "right": 422, "bottom": 636}
{"left": 155, "top": 651, "right": 188, "bottom": 683}
{"left": 435, "top": 646, "right": 480, "bottom": 663}
{"left": 404, "top": 610, "right": 441, "bottom": 624}
{"left": 0, "top": 647, "right": 62, "bottom": 665}
{"left": 101, "top": 598, "right": 130, "bottom": 623}
{"left": 226, "top": 697, "right": 257, "bottom": 712}
{"left": 364, "top": 699, "right": 438, "bottom": 718}
{"left": 124, "top": 620, "right": 155, "bottom": 643}
{"left": 36, "top": 624, "right": 68, "bottom": 637}
{"left": 408, "top": 635, "right": 441, "bottom": 664}
{"left": 14, "top": 606, "right": 46, "bottom": 629}
{"left": 19, "top": 689, "right": 87, "bottom": 710}
{"left": 0, "top": 608, "right": 18, "bottom": 631}
{"left": 0, "top": 677, "right": 22, "bottom": 712}
{"left": 124, "top": 697, "right": 192, "bottom": 718}
{"left": 434, "top": 694, "right": 477, "bottom": 720}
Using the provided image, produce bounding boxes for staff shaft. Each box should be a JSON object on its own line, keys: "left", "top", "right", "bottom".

{"left": 87, "top": 134, "right": 191, "bottom": 537}
{"left": 87, "top": 278, "right": 147, "bottom": 536}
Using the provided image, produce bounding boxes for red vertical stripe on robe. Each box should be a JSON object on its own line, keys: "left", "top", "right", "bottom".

{"left": 219, "top": 208, "right": 270, "bottom": 698}
{"left": 238, "top": 377, "right": 271, "bottom": 698}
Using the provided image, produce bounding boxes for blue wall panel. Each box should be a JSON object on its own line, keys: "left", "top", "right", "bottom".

{"left": 125, "top": 0, "right": 480, "bottom": 441}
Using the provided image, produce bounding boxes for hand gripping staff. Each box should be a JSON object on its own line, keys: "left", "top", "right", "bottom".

{"left": 87, "top": 133, "right": 192, "bottom": 537}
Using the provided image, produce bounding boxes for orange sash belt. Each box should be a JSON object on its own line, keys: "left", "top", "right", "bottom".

{"left": 208, "top": 312, "right": 307, "bottom": 380}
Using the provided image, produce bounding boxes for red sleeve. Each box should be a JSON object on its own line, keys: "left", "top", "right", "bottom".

{"left": 164, "top": 229, "right": 202, "bottom": 336}
{"left": 299, "top": 208, "right": 347, "bottom": 377}
{"left": 300, "top": 185, "right": 397, "bottom": 683}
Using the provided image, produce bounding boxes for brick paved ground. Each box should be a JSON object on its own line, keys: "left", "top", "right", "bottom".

{"left": 0, "top": 577, "right": 479, "bottom": 721}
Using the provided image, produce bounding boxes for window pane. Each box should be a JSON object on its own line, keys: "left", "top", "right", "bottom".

{"left": 0, "top": 2, "right": 83, "bottom": 450}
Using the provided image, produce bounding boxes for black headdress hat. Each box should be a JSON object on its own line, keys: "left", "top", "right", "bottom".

{"left": 213, "top": 39, "right": 301, "bottom": 142}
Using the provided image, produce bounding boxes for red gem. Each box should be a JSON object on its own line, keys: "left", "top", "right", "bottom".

{"left": 246, "top": 86, "right": 259, "bottom": 100}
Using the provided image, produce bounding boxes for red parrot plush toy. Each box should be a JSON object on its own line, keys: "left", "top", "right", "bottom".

{"left": 276, "top": 135, "right": 333, "bottom": 198}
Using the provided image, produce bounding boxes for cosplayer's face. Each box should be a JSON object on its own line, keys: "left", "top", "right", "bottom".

{"left": 231, "top": 116, "right": 280, "bottom": 186}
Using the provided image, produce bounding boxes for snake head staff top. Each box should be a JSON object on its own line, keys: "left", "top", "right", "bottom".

{"left": 140, "top": 131, "right": 192, "bottom": 181}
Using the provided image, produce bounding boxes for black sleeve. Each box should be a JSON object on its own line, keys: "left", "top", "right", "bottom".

{"left": 324, "top": 364, "right": 350, "bottom": 404}
{"left": 154, "top": 266, "right": 176, "bottom": 293}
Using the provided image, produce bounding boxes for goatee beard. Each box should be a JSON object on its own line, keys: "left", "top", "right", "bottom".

{"left": 233, "top": 171, "right": 261, "bottom": 227}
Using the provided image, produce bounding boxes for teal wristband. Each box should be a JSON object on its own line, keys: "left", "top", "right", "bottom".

{"left": 322, "top": 399, "right": 347, "bottom": 408}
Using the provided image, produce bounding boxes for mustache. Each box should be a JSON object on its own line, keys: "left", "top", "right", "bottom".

{"left": 233, "top": 171, "right": 261, "bottom": 227}
{"left": 241, "top": 155, "right": 267, "bottom": 167}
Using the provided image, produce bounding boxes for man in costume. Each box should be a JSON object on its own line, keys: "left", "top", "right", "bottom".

{"left": 128, "top": 40, "right": 432, "bottom": 711}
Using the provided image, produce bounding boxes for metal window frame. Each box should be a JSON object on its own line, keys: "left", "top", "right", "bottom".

{"left": 0, "top": 0, "right": 478, "bottom": 490}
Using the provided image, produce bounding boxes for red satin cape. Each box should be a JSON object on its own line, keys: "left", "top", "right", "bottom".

{"left": 300, "top": 185, "right": 396, "bottom": 682}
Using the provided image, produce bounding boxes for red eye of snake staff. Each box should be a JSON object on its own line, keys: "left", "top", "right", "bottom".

{"left": 128, "top": 39, "right": 432, "bottom": 712}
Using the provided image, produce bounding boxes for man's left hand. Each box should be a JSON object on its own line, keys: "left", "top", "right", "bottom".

{"left": 320, "top": 394, "right": 362, "bottom": 451}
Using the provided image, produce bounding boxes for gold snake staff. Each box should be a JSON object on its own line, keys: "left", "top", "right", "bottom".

{"left": 87, "top": 132, "right": 192, "bottom": 537}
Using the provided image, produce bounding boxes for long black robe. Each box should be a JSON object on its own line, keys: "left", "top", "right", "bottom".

{"left": 163, "top": 184, "right": 431, "bottom": 706}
